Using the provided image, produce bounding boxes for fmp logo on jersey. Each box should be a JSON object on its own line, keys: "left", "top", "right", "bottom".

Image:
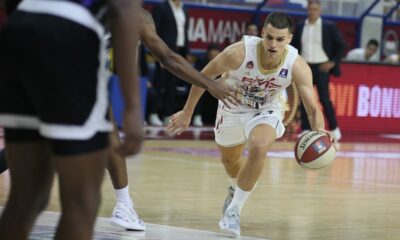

{"left": 312, "top": 140, "right": 327, "bottom": 154}
{"left": 279, "top": 68, "right": 288, "bottom": 78}
{"left": 246, "top": 61, "right": 254, "bottom": 69}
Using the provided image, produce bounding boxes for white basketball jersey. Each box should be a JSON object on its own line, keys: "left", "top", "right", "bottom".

{"left": 226, "top": 35, "right": 298, "bottom": 114}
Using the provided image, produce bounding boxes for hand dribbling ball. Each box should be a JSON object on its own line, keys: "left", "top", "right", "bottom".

{"left": 294, "top": 131, "right": 336, "bottom": 169}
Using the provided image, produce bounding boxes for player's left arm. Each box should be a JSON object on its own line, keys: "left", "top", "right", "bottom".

{"left": 292, "top": 56, "right": 325, "bottom": 132}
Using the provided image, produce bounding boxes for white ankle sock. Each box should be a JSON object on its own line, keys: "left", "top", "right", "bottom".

{"left": 227, "top": 186, "right": 251, "bottom": 214}
{"left": 230, "top": 178, "right": 237, "bottom": 188}
{"left": 115, "top": 185, "right": 132, "bottom": 207}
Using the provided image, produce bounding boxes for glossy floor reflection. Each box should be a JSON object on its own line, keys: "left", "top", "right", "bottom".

{"left": 0, "top": 137, "right": 400, "bottom": 239}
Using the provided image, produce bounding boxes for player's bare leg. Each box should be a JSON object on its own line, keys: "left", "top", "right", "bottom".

{"left": 238, "top": 124, "right": 276, "bottom": 191}
{"left": 53, "top": 149, "right": 107, "bottom": 240}
{"left": 219, "top": 124, "right": 276, "bottom": 236}
{"left": 0, "top": 141, "right": 54, "bottom": 240}
{"left": 217, "top": 144, "right": 245, "bottom": 180}
{"left": 107, "top": 128, "right": 129, "bottom": 190}
{"left": 107, "top": 126, "right": 145, "bottom": 230}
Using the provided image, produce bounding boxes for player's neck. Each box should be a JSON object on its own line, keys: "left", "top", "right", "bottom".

{"left": 262, "top": 52, "right": 283, "bottom": 70}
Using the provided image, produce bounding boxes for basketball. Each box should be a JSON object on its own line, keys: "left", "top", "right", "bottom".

{"left": 294, "top": 131, "right": 336, "bottom": 169}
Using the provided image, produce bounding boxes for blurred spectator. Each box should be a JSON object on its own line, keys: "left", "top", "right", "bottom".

{"left": 141, "top": 45, "right": 163, "bottom": 126}
{"left": 385, "top": 48, "right": 400, "bottom": 64}
{"left": 292, "top": 0, "right": 346, "bottom": 141}
{"left": 151, "top": 0, "right": 190, "bottom": 126}
{"left": 346, "top": 39, "right": 379, "bottom": 62}
{"left": 193, "top": 43, "right": 221, "bottom": 126}
{"left": 245, "top": 22, "right": 259, "bottom": 36}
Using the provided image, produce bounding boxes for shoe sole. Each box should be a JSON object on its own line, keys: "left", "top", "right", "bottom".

{"left": 110, "top": 218, "right": 146, "bottom": 231}
{"left": 218, "top": 219, "right": 240, "bottom": 236}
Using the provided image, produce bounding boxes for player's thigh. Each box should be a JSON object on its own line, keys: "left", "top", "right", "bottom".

{"left": 4, "top": 129, "right": 54, "bottom": 198}
{"left": 53, "top": 145, "right": 108, "bottom": 205}
{"left": 214, "top": 107, "right": 246, "bottom": 147}
{"left": 244, "top": 111, "right": 285, "bottom": 141}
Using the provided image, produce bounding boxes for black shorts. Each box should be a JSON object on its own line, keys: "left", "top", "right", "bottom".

{"left": 0, "top": 1, "right": 111, "bottom": 155}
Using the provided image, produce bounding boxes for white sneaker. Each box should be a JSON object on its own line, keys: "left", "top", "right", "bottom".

{"left": 192, "top": 115, "right": 203, "bottom": 127}
{"left": 163, "top": 116, "right": 170, "bottom": 126}
{"left": 219, "top": 205, "right": 241, "bottom": 236}
{"left": 331, "top": 127, "right": 342, "bottom": 141}
{"left": 110, "top": 202, "right": 146, "bottom": 231}
{"left": 149, "top": 114, "right": 162, "bottom": 126}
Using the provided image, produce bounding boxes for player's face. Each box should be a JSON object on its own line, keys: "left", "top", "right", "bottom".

{"left": 261, "top": 24, "right": 292, "bottom": 59}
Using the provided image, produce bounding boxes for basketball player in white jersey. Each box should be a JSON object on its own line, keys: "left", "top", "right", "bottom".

{"left": 167, "top": 12, "right": 334, "bottom": 236}
{"left": 106, "top": 8, "right": 241, "bottom": 231}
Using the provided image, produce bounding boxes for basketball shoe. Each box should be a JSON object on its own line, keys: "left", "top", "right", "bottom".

{"left": 192, "top": 115, "right": 204, "bottom": 127}
{"left": 222, "top": 186, "right": 235, "bottom": 213}
{"left": 219, "top": 205, "right": 241, "bottom": 236}
{"left": 111, "top": 202, "right": 146, "bottom": 230}
{"left": 330, "top": 127, "right": 342, "bottom": 141}
{"left": 149, "top": 114, "right": 163, "bottom": 126}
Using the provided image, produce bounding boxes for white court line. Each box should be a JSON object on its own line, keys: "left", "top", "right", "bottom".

{"left": 7, "top": 208, "right": 267, "bottom": 240}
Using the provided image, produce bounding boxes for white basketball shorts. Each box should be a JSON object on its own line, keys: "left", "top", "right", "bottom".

{"left": 214, "top": 106, "right": 285, "bottom": 147}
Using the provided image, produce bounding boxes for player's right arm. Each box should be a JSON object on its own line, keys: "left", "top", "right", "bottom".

{"left": 139, "top": 9, "right": 240, "bottom": 103}
{"left": 167, "top": 41, "right": 244, "bottom": 135}
{"left": 108, "top": 0, "right": 143, "bottom": 156}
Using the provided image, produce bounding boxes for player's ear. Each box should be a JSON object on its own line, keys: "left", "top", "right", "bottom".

{"left": 288, "top": 33, "right": 293, "bottom": 44}
{"left": 261, "top": 27, "right": 266, "bottom": 38}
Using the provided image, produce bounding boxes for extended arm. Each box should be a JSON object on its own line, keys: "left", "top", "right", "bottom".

{"left": 292, "top": 56, "right": 325, "bottom": 131}
{"left": 140, "top": 9, "right": 207, "bottom": 89}
{"left": 139, "top": 9, "right": 240, "bottom": 102}
{"left": 167, "top": 42, "right": 244, "bottom": 135}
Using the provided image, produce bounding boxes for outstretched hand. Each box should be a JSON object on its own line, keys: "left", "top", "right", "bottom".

{"left": 115, "top": 109, "right": 144, "bottom": 156}
{"left": 166, "top": 110, "right": 192, "bottom": 136}
{"left": 207, "top": 75, "right": 241, "bottom": 108}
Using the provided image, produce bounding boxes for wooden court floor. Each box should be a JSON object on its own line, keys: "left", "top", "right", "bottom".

{"left": 0, "top": 134, "right": 400, "bottom": 239}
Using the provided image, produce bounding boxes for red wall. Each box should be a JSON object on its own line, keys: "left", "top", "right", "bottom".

{"left": 330, "top": 63, "right": 400, "bottom": 134}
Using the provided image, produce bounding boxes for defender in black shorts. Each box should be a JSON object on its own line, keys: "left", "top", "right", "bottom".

{"left": 0, "top": 0, "right": 142, "bottom": 239}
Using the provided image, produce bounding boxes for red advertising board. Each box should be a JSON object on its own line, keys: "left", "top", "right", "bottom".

{"left": 144, "top": 3, "right": 358, "bottom": 53}
{"left": 330, "top": 63, "right": 400, "bottom": 134}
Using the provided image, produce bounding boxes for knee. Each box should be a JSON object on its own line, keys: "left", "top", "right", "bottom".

{"left": 64, "top": 190, "right": 102, "bottom": 217}
{"left": 11, "top": 189, "right": 51, "bottom": 215}
{"left": 248, "top": 139, "right": 272, "bottom": 160}
{"left": 34, "top": 191, "right": 51, "bottom": 213}
{"left": 221, "top": 154, "right": 241, "bottom": 166}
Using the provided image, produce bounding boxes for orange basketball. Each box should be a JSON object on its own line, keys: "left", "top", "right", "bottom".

{"left": 294, "top": 131, "right": 336, "bottom": 169}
